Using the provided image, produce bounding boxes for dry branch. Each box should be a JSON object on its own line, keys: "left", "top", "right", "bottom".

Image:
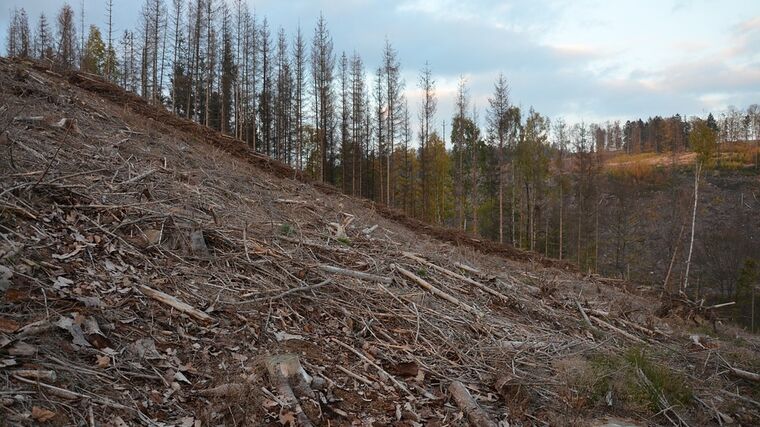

{"left": 729, "top": 366, "right": 760, "bottom": 383}
{"left": 137, "top": 285, "right": 212, "bottom": 323}
{"left": 589, "top": 316, "right": 645, "bottom": 344}
{"left": 395, "top": 265, "right": 484, "bottom": 317}
{"left": 318, "top": 264, "right": 392, "bottom": 284}
{"left": 403, "top": 252, "right": 509, "bottom": 302}
{"left": 448, "top": 381, "right": 498, "bottom": 427}
{"left": 331, "top": 338, "right": 414, "bottom": 399}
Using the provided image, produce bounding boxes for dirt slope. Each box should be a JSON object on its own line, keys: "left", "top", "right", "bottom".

{"left": 1, "top": 58, "right": 759, "bottom": 426}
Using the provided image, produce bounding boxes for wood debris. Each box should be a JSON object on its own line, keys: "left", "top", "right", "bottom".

{"left": 0, "top": 57, "right": 757, "bottom": 426}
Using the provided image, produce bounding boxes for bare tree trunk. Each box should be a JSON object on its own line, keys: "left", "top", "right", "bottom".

{"left": 498, "top": 159, "right": 503, "bottom": 244}
{"left": 511, "top": 164, "right": 516, "bottom": 247}
{"left": 683, "top": 161, "right": 701, "bottom": 292}
{"left": 471, "top": 137, "right": 478, "bottom": 236}
{"left": 559, "top": 182, "right": 563, "bottom": 259}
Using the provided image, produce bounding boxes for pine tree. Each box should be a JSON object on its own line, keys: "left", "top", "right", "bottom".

{"left": 258, "top": 18, "right": 273, "bottom": 155}
{"left": 219, "top": 5, "right": 236, "bottom": 135}
{"left": 56, "top": 4, "right": 77, "bottom": 69}
{"left": 486, "top": 74, "right": 510, "bottom": 243}
{"left": 349, "top": 52, "right": 366, "bottom": 196}
{"left": 292, "top": 25, "right": 307, "bottom": 169}
{"left": 34, "top": 13, "right": 53, "bottom": 60}
{"left": 383, "top": 39, "right": 403, "bottom": 206}
{"left": 418, "top": 62, "right": 436, "bottom": 222}
{"left": 452, "top": 76, "right": 469, "bottom": 230}
{"left": 311, "top": 13, "right": 336, "bottom": 183}
{"left": 105, "top": 0, "right": 115, "bottom": 80}
{"left": 274, "top": 27, "right": 291, "bottom": 162}
{"left": 311, "top": 14, "right": 335, "bottom": 183}
{"left": 18, "top": 8, "right": 31, "bottom": 57}
{"left": 6, "top": 8, "right": 30, "bottom": 58}
{"left": 374, "top": 66, "right": 385, "bottom": 202}
{"left": 81, "top": 25, "right": 106, "bottom": 75}
{"left": 339, "top": 52, "right": 351, "bottom": 191}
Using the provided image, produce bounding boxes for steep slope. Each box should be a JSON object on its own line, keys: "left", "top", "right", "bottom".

{"left": 1, "top": 58, "right": 759, "bottom": 426}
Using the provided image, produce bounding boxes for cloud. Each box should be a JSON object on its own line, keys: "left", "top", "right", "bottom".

{"left": 2, "top": 0, "right": 758, "bottom": 126}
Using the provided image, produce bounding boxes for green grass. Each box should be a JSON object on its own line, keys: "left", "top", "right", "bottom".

{"left": 278, "top": 223, "right": 294, "bottom": 236}
{"left": 569, "top": 347, "right": 692, "bottom": 415}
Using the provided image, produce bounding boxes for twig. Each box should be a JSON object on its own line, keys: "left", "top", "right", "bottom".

{"left": 448, "top": 381, "right": 498, "bottom": 427}
{"left": 318, "top": 264, "right": 392, "bottom": 284}
{"left": 403, "top": 252, "right": 510, "bottom": 302}
{"left": 331, "top": 337, "right": 414, "bottom": 399}
{"left": 396, "top": 265, "right": 484, "bottom": 317}
{"left": 30, "top": 124, "right": 71, "bottom": 191}
{"left": 137, "top": 284, "right": 213, "bottom": 323}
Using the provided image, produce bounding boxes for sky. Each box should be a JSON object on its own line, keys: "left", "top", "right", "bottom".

{"left": 2, "top": 0, "right": 760, "bottom": 130}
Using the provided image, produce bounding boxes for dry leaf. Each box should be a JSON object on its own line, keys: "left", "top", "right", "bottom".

{"left": 279, "top": 411, "right": 296, "bottom": 426}
{"left": 31, "top": 406, "right": 57, "bottom": 422}
{"left": 0, "top": 317, "right": 20, "bottom": 333}
{"left": 96, "top": 355, "right": 110, "bottom": 368}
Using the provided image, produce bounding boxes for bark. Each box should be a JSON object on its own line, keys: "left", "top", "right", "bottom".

{"left": 448, "top": 381, "right": 498, "bottom": 427}
{"left": 683, "top": 161, "right": 701, "bottom": 291}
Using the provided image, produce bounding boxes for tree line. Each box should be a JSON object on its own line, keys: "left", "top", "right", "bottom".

{"left": 5, "top": 2, "right": 759, "bottom": 276}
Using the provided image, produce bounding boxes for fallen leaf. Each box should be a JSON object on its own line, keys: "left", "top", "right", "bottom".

{"left": 52, "top": 276, "right": 74, "bottom": 290}
{"left": 129, "top": 338, "right": 162, "bottom": 360}
{"left": 0, "top": 265, "right": 12, "bottom": 292}
{"left": 0, "top": 357, "right": 17, "bottom": 368}
{"left": 8, "top": 342, "right": 37, "bottom": 356}
{"left": 55, "top": 316, "right": 91, "bottom": 348}
{"left": 81, "top": 316, "right": 112, "bottom": 349}
{"left": 386, "top": 361, "right": 419, "bottom": 377}
{"left": 95, "top": 355, "right": 110, "bottom": 368}
{"left": 76, "top": 296, "right": 104, "bottom": 308}
{"left": 52, "top": 245, "right": 85, "bottom": 260}
{"left": 274, "top": 331, "right": 304, "bottom": 342}
{"left": 31, "top": 406, "right": 57, "bottom": 422}
{"left": 279, "top": 411, "right": 296, "bottom": 426}
{"left": 111, "top": 415, "right": 129, "bottom": 427}
{"left": 174, "top": 371, "right": 191, "bottom": 384}
{"left": 0, "top": 317, "right": 20, "bottom": 333}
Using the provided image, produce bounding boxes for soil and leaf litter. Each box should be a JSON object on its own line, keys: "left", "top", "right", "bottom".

{"left": 1, "top": 58, "right": 759, "bottom": 426}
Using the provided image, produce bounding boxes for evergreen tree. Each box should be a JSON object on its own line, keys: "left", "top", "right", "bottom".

{"left": 34, "top": 13, "right": 53, "bottom": 60}
{"left": 81, "top": 25, "right": 106, "bottom": 75}
{"left": 311, "top": 14, "right": 336, "bottom": 183}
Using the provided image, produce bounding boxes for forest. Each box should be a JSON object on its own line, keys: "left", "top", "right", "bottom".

{"left": 5, "top": 2, "right": 760, "bottom": 329}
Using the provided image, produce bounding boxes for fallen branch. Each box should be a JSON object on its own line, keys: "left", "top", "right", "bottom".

{"left": 12, "top": 374, "right": 83, "bottom": 400}
{"left": 256, "top": 279, "right": 333, "bottom": 302}
{"left": 118, "top": 168, "right": 159, "bottom": 186}
{"left": 395, "top": 265, "right": 484, "bottom": 317}
{"left": 278, "top": 236, "right": 352, "bottom": 253}
{"left": 729, "top": 366, "right": 760, "bottom": 383}
{"left": 706, "top": 301, "right": 735, "bottom": 310}
{"left": 448, "top": 381, "right": 498, "bottom": 427}
{"left": 453, "top": 262, "right": 481, "bottom": 275}
{"left": 575, "top": 301, "right": 594, "bottom": 330}
{"left": 318, "top": 264, "right": 392, "bottom": 284}
{"left": 137, "top": 285, "right": 212, "bottom": 323}
{"left": 331, "top": 338, "right": 414, "bottom": 399}
{"left": 403, "top": 252, "right": 509, "bottom": 302}
{"left": 589, "top": 316, "right": 645, "bottom": 344}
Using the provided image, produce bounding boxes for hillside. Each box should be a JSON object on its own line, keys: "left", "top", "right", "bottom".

{"left": 585, "top": 148, "right": 760, "bottom": 330}
{"left": 1, "top": 58, "right": 759, "bottom": 426}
